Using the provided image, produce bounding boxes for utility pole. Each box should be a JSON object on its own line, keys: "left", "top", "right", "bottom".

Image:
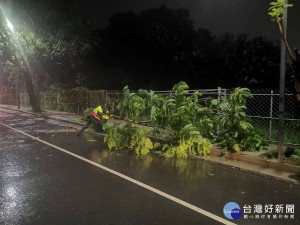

{"left": 277, "top": 0, "right": 289, "bottom": 162}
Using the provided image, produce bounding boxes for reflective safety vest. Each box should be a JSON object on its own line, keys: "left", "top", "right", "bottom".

{"left": 102, "top": 114, "right": 109, "bottom": 120}
{"left": 91, "top": 106, "right": 103, "bottom": 121}
{"left": 93, "top": 106, "right": 103, "bottom": 114}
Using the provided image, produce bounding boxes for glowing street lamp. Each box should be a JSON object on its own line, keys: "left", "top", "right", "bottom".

{"left": 1, "top": 3, "right": 14, "bottom": 31}
{"left": 6, "top": 18, "right": 14, "bottom": 31}
{"left": 4, "top": 18, "right": 20, "bottom": 108}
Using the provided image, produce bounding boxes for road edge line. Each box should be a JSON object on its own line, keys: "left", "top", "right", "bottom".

{"left": 0, "top": 121, "right": 236, "bottom": 225}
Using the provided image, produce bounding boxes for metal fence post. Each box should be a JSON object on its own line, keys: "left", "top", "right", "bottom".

{"left": 105, "top": 91, "right": 108, "bottom": 111}
{"left": 150, "top": 90, "right": 153, "bottom": 121}
{"left": 217, "top": 87, "right": 221, "bottom": 134}
{"left": 17, "top": 76, "right": 20, "bottom": 109}
{"left": 269, "top": 90, "right": 273, "bottom": 141}
{"left": 217, "top": 87, "right": 221, "bottom": 102}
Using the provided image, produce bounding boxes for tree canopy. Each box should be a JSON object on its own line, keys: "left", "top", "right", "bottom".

{"left": 87, "top": 5, "right": 281, "bottom": 90}
{"left": 0, "top": 0, "right": 93, "bottom": 111}
{"left": 1, "top": 3, "right": 283, "bottom": 96}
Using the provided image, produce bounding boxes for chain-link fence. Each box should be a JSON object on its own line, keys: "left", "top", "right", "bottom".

{"left": 0, "top": 91, "right": 111, "bottom": 114}
{"left": 1, "top": 88, "right": 299, "bottom": 145}
{"left": 165, "top": 88, "right": 299, "bottom": 146}
{"left": 245, "top": 89, "right": 300, "bottom": 146}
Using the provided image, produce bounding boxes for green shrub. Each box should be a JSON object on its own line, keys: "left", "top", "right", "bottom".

{"left": 216, "top": 88, "right": 266, "bottom": 152}
{"left": 117, "top": 86, "right": 145, "bottom": 120}
{"left": 241, "top": 132, "right": 267, "bottom": 151}
{"left": 103, "top": 122, "right": 124, "bottom": 149}
{"left": 161, "top": 124, "right": 211, "bottom": 158}
{"left": 267, "top": 149, "right": 278, "bottom": 159}
{"left": 284, "top": 146, "right": 295, "bottom": 157}
{"left": 107, "top": 82, "right": 266, "bottom": 158}
{"left": 48, "top": 83, "right": 66, "bottom": 91}
{"left": 71, "top": 86, "right": 90, "bottom": 91}
{"left": 130, "top": 128, "right": 153, "bottom": 155}
{"left": 103, "top": 122, "right": 153, "bottom": 155}
{"left": 294, "top": 149, "right": 300, "bottom": 158}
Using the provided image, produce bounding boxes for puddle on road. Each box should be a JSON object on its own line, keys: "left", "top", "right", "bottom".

{"left": 87, "top": 147, "right": 213, "bottom": 187}
{"left": 0, "top": 179, "right": 39, "bottom": 225}
{"left": 35, "top": 129, "right": 216, "bottom": 189}
{"left": 36, "top": 130, "right": 300, "bottom": 193}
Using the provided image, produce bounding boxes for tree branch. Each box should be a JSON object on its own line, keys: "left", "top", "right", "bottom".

{"left": 50, "top": 36, "right": 62, "bottom": 57}
{"left": 277, "top": 20, "right": 295, "bottom": 61}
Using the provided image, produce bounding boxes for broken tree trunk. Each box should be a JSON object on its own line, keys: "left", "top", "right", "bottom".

{"left": 23, "top": 70, "right": 41, "bottom": 112}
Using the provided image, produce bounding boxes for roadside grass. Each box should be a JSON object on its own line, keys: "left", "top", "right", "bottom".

{"left": 74, "top": 118, "right": 85, "bottom": 123}
{"left": 253, "top": 124, "right": 300, "bottom": 146}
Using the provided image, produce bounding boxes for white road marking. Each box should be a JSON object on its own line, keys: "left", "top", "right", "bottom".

{"left": 0, "top": 121, "right": 237, "bottom": 225}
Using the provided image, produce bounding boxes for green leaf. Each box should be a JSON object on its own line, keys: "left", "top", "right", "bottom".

{"left": 211, "top": 99, "right": 218, "bottom": 106}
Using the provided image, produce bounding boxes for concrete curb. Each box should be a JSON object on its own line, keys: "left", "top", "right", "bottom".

{"left": 208, "top": 149, "right": 300, "bottom": 174}
{"left": 189, "top": 154, "right": 300, "bottom": 186}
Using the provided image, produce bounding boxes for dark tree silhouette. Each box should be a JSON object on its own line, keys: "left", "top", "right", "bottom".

{"left": 0, "top": 0, "right": 92, "bottom": 111}
{"left": 291, "top": 49, "right": 300, "bottom": 100}
{"left": 87, "top": 5, "right": 281, "bottom": 90}
{"left": 215, "top": 34, "right": 280, "bottom": 88}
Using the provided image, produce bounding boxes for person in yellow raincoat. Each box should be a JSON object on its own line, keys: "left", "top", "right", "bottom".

{"left": 77, "top": 106, "right": 110, "bottom": 136}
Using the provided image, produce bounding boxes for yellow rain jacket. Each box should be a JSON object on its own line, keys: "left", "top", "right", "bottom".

{"left": 93, "top": 106, "right": 103, "bottom": 114}
{"left": 92, "top": 106, "right": 109, "bottom": 120}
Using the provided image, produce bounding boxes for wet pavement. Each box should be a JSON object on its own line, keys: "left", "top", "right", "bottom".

{"left": 0, "top": 108, "right": 300, "bottom": 225}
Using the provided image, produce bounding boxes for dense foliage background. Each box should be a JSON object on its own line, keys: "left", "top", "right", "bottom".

{"left": 1, "top": 1, "right": 282, "bottom": 93}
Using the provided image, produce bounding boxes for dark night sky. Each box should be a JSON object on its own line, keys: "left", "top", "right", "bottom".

{"left": 3, "top": 0, "right": 300, "bottom": 47}
{"left": 83, "top": 0, "right": 300, "bottom": 48}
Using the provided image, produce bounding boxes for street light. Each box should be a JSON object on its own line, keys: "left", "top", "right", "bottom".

{"left": 1, "top": 3, "right": 14, "bottom": 31}
{"left": 6, "top": 18, "right": 14, "bottom": 31}
{"left": 4, "top": 18, "right": 20, "bottom": 109}
{"left": 1, "top": 6, "right": 21, "bottom": 109}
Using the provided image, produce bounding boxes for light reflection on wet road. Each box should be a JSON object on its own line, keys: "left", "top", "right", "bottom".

{"left": 0, "top": 109, "right": 300, "bottom": 225}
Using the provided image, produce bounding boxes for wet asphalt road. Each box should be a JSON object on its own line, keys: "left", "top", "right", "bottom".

{"left": 0, "top": 108, "right": 300, "bottom": 225}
